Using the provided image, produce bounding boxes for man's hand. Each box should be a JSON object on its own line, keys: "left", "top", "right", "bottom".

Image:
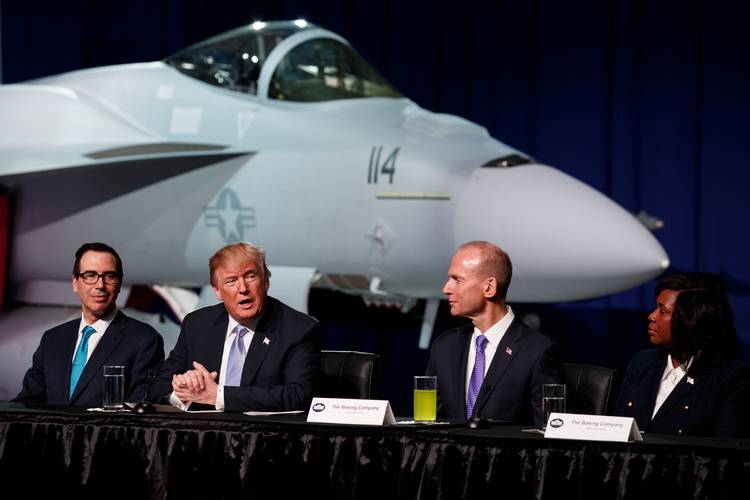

{"left": 172, "top": 362, "right": 219, "bottom": 405}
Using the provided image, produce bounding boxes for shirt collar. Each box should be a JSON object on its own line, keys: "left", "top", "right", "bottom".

{"left": 79, "top": 306, "right": 118, "bottom": 335}
{"left": 225, "top": 315, "right": 259, "bottom": 338}
{"left": 473, "top": 305, "right": 515, "bottom": 347}
{"left": 662, "top": 354, "right": 689, "bottom": 378}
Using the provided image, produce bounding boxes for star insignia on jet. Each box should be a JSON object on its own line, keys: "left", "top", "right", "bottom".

{"left": 203, "top": 188, "right": 256, "bottom": 242}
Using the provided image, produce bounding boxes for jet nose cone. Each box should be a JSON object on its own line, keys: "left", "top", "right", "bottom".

{"left": 454, "top": 165, "right": 669, "bottom": 302}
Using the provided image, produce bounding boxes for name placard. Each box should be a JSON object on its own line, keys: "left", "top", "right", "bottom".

{"left": 306, "top": 397, "right": 396, "bottom": 425}
{"left": 544, "top": 412, "right": 642, "bottom": 442}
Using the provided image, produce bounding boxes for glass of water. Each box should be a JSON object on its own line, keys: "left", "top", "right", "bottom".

{"left": 102, "top": 365, "right": 125, "bottom": 411}
{"left": 542, "top": 384, "right": 566, "bottom": 428}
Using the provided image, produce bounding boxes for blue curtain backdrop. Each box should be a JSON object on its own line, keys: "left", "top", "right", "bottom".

{"left": 2, "top": 0, "right": 749, "bottom": 413}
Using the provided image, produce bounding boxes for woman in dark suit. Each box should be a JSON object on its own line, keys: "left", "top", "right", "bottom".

{"left": 614, "top": 273, "right": 750, "bottom": 437}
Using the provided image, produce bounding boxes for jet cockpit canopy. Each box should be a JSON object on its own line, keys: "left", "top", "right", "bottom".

{"left": 164, "top": 20, "right": 401, "bottom": 102}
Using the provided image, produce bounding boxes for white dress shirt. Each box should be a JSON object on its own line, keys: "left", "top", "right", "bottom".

{"left": 170, "top": 315, "right": 258, "bottom": 411}
{"left": 72, "top": 307, "right": 118, "bottom": 363}
{"left": 652, "top": 354, "right": 690, "bottom": 418}
{"left": 464, "top": 306, "right": 515, "bottom": 396}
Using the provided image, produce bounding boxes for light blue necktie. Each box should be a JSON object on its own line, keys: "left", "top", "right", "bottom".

{"left": 69, "top": 325, "right": 96, "bottom": 398}
{"left": 225, "top": 325, "right": 249, "bottom": 387}
{"left": 466, "top": 334, "right": 488, "bottom": 419}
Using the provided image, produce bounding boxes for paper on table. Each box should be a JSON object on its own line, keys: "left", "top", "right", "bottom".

{"left": 87, "top": 404, "right": 207, "bottom": 413}
{"left": 522, "top": 428, "right": 545, "bottom": 434}
{"left": 396, "top": 420, "right": 452, "bottom": 425}
{"left": 244, "top": 410, "right": 306, "bottom": 416}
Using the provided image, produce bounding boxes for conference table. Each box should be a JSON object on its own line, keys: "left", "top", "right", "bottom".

{"left": 0, "top": 402, "right": 748, "bottom": 499}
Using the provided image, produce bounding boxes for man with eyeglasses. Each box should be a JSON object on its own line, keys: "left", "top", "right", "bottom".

{"left": 147, "top": 242, "right": 321, "bottom": 412}
{"left": 15, "top": 242, "right": 164, "bottom": 406}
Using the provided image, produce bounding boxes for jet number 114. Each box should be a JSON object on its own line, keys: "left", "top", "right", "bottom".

{"left": 367, "top": 146, "right": 399, "bottom": 184}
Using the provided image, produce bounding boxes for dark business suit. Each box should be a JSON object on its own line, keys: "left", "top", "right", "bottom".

{"left": 147, "top": 296, "right": 321, "bottom": 412}
{"left": 426, "top": 317, "right": 563, "bottom": 426}
{"left": 15, "top": 311, "right": 165, "bottom": 407}
{"left": 614, "top": 349, "right": 750, "bottom": 437}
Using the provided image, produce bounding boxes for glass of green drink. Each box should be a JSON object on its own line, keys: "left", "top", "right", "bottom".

{"left": 414, "top": 376, "right": 437, "bottom": 422}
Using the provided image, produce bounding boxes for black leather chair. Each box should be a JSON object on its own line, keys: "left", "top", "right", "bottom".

{"left": 563, "top": 363, "right": 617, "bottom": 415}
{"left": 317, "top": 350, "right": 380, "bottom": 399}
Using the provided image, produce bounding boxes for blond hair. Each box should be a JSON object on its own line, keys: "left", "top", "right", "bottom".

{"left": 208, "top": 242, "right": 271, "bottom": 286}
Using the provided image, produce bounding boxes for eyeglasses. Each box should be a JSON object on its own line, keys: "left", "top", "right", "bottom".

{"left": 76, "top": 271, "right": 120, "bottom": 285}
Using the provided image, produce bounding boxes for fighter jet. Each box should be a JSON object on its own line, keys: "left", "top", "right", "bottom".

{"left": 0, "top": 20, "right": 668, "bottom": 397}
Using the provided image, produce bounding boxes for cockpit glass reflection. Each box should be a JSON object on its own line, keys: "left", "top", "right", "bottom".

{"left": 164, "top": 22, "right": 401, "bottom": 102}
{"left": 269, "top": 39, "right": 401, "bottom": 102}
{"left": 163, "top": 24, "right": 296, "bottom": 94}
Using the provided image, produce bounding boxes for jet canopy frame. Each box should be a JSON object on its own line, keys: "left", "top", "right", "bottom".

{"left": 164, "top": 20, "right": 401, "bottom": 102}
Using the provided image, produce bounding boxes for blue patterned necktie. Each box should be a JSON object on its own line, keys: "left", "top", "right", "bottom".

{"left": 466, "top": 334, "right": 489, "bottom": 419}
{"left": 225, "top": 325, "right": 249, "bottom": 387}
{"left": 69, "top": 325, "right": 96, "bottom": 398}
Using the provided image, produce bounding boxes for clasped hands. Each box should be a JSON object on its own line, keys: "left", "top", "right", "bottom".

{"left": 172, "top": 361, "right": 219, "bottom": 405}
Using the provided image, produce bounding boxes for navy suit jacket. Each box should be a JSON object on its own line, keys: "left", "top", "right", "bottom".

{"left": 15, "top": 311, "right": 165, "bottom": 407}
{"left": 147, "top": 296, "right": 322, "bottom": 412}
{"left": 426, "top": 317, "right": 563, "bottom": 426}
{"left": 614, "top": 349, "right": 750, "bottom": 438}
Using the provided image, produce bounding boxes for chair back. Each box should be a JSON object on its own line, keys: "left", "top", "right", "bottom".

{"left": 563, "top": 363, "right": 616, "bottom": 415}
{"left": 317, "top": 350, "right": 380, "bottom": 399}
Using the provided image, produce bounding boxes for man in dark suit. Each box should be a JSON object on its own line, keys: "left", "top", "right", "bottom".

{"left": 426, "top": 241, "right": 562, "bottom": 426}
{"left": 147, "top": 242, "right": 321, "bottom": 412}
{"left": 15, "top": 242, "right": 164, "bottom": 407}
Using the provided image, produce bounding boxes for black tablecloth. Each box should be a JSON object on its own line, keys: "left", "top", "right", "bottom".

{"left": 1, "top": 402, "right": 749, "bottom": 499}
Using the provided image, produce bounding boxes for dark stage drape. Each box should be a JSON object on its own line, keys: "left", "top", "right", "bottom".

{"left": 2, "top": 1, "right": 749, "bottom": 413}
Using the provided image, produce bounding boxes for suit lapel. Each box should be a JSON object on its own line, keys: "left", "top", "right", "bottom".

{"left": 205, "top": 309, "right": 229, "bottom": 375}
{"left": 240, "top": 299, "right": 277, "bottom": 384}
{"left": 452, "top": 326, "right": 473, "bottom": 417}
{"left": 474, "top": 318, "right": 522, "bottom": 413}
{"left": 641, "top": 359, "right": 666, "bottom": 422}
{"left": 70, "top": 312, "right": 127, "bottom": 403}
{"left": 61, "top": 322, "right": 80, "bottom": 401}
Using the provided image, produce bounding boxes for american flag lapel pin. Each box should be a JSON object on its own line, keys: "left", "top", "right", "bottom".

{"left": 687, "top": 376, "right": 694, "bottom": 385}
{"left": 505, "top": 347, "right": 513, "bottom": 356}
{"left": 263, "top": 337, "right": 271, "bottom": 345}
